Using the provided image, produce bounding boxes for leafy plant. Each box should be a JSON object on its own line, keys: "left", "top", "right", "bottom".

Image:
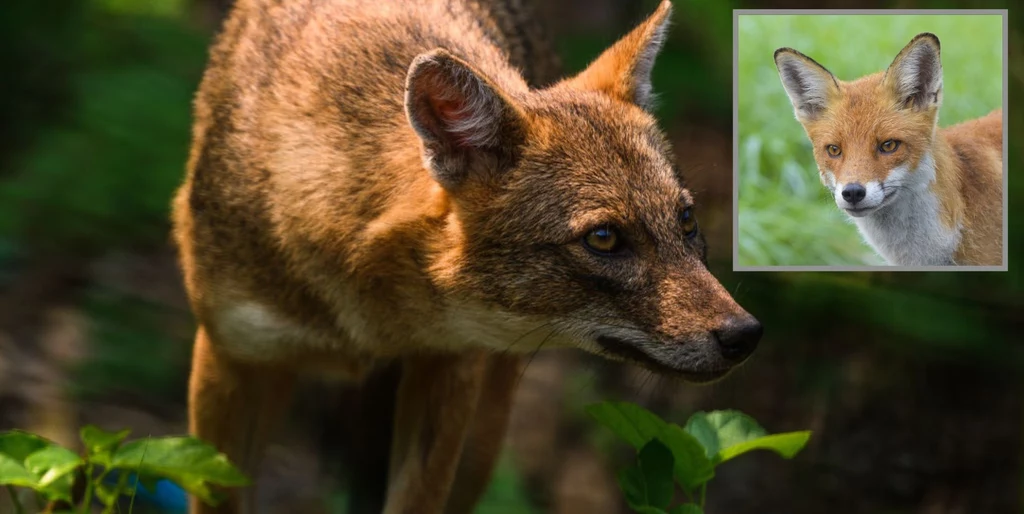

{"left": 587, "top": 402, "right": 812, "bottom": 514}
{"left": 0, "top": 426, "right": 247, "bottom": 513}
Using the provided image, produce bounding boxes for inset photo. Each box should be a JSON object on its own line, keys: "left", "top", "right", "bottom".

{"left": 734, "top": 11, "right": 1007, "bottom": 270}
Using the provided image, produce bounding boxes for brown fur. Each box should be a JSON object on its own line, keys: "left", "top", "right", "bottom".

{"left": 775, "top": 33, "right": 1003, "bottom": 266}
{"left": 942, "top": 109, "right": 1003, "bottom": 264}
{"left": 172, "top": 1, "right": 761, "bottom": 512}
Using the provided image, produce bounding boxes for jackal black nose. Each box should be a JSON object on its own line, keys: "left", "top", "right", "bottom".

{"left": 842, "top": 183, "right": 867, "bottom": 204}
{"left": 714, "top": 314, "right": 762, "bottom": 362}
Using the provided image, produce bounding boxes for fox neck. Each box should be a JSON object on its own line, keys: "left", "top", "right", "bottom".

{"left": 852, "top": 135, "right": 965, "bottom": 266}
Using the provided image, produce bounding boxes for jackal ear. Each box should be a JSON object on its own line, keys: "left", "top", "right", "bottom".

{"left": 564, "top": 0, "right": 673, "bottom": 110}
{"left": 405, "top": 49, "right": 526, "bottom": 189}
{"left": 884, "top": 33, "right": 943, "bottom": 111}
{"left": 774, "top": 48, "right": 840, "bottom": 121}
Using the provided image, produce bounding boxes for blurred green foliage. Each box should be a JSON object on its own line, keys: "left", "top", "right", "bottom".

{"left": 474, "top": 454, "right": 542, "bottom": 514}
{"left": 0, "top": 3, "right": 206, "bottom": 254}
{"left": 73, "top": 289, "right": 190, "bottom": 403}
{"left": 0, "top": 1, "right": 82, "bottom": 167}
{"left": 736, "top": 14, "right": 1004, "bottom": 266}
{"left": 0, "top": 0, "right": 204, "bottom": 411}
{"left": 99, "top": 0, "right": 191, "bottom": 17}
{"left": 739, "top": 270, "right": 1024, "bottom": 369}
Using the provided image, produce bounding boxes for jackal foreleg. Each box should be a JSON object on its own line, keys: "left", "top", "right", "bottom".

{"left": 384, "top": 351, "right": 488, "bottom": 514}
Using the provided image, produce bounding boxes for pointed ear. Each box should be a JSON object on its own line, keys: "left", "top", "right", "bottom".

{"left": 883, "top": 33, "right": 942, "bottom": 111}
{"left": 774, "top": 48, "right": 841, "bottom": 121}
{"left": 565, "top": 0, "right": 673, "bottom": 110}
{"left": 405, "top": 49, "right": 525, "bottom": 189}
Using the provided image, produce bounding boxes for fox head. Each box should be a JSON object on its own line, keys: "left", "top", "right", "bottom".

{"left": 401, "top": 0, "right": 760, "bottom": 383}
{"left": 774, "top": 33, "right": 943, "bottom": 217}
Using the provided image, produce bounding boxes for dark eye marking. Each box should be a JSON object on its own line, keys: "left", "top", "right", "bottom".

{"left": 573, "top": 272, "right": 625, "bottom": 295}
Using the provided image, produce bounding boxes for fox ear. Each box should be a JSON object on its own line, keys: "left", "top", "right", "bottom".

{"left": 565, "top": 0, "right": 673, "bottom": 110}
{"left": 774, "top": 48, "right": 840, "bottom": 121}
{"left": 405, "top": 49, "right": 525, "bottom": 189}
{"left": 884, "top": 33, "right": 942, "bottom": 111}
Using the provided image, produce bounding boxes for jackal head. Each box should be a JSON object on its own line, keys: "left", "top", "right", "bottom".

{"left": 403, "top": 0, "right": 760, "bottom": 383}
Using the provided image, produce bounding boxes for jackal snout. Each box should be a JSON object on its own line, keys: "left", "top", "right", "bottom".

{"left": 593, "top": 304, "right": 761, "bottom": 384}
{"left": 601, "top": 268, "right": 762, "bottom": 383}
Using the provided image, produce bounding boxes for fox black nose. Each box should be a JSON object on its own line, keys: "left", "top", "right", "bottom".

{"left": 714, "top": 314, "right": 762, "bottom": 362}
{"left": 842, "top": 183, "right": 867, "bottom": 204}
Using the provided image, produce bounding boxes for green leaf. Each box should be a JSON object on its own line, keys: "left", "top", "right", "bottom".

{"left": 587, "top": 403, "right": 714, "bottom": 493}
{"left": 684, "top": 410, "right": 811, "bottom": 464}
{"left": 80, "top": 425, "right": 131, "bottom": 465}
{"left": 96, "top": 481, "right": 120, "bottom": 506}
{"left": 637, "top": 439, "right": 675, "bottom": 509}
{"left": 618, "top": 439, "right": 676, "bottom": 511}
{"left": 111, "top": 436, "right": 249, "bottom": 504}
{"left": 716, "top": 432, "right": 812, "bottom": 463}
{"left": 0, "top": 433, "right": 79, "bottom": 502}
{"left": 21, "top": 446, "right": 81, "bottom": 501}
{"left": 669, "top": 504, "right": 704, "bottom": 514}
{"left": 38, "top": 472, "right": 76, "bottom": 504}
{"left": 0, "top": 453, "right": 39, "bottom": 488}
{"left": 684, "top": 410, "right": 767, "bottom": 460}
{"left": 655, "top": 425, "right": 715, "bottom": 493}
{"left": 80, "top": 425, "right": 131, "bottom": 451}
{"left": 135, "top": 472, "right": 161, "bottom": 494}
{"left": 586, "top": 402, "right": 671, "bottom": 450}
{"left": 0, "top": 431, "right": 51, "bottom": 461}
{"left": 24, "top": 446, "right": 82, "bottom": 487}
{"left": 618, "top": 465, "right": 649, "bottom": 511}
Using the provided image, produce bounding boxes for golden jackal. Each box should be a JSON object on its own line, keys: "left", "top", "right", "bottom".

{"left": 172, "top": 0, "right": 762, "bottom": 512}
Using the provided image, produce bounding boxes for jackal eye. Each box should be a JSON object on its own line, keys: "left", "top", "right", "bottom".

{"left": 879, "top": 139, "right": 900, "bottom": 153}
{"left": 583, "top": 225, "right": 626, "bottom": 256}
{"left": 826, "top": 144, "right": 842, "bottom": 157}
{"left": 681, "top": 207, "right": 698, "bottom": 239}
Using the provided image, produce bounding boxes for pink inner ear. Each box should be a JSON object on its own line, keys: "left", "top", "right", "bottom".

{"left": 428, "top": 95, "right": 476, "bottom": 148}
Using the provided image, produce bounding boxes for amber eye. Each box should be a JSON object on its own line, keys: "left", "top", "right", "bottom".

{"left": 826, "top": 144, "right": 842, "bottom": 157}
{"left": 879, "top": 139, "right": 900, "bottom": 153}
{"left": 681, "top": 207, "right": 698, "bottom": 238}
{"left": 583, "top": 225, "right": 625, "bottom": 255}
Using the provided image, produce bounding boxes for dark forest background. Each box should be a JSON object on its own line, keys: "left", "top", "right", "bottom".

{"left": 0, "top": 0, "right": 1020, "bottom": 513}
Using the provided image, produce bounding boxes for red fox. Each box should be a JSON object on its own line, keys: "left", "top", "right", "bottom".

{"left": 774, "top": 33, "right": 1003, "bottom": 266}
{"left": 171, "top": 0, "right": 762, "bottom": 512}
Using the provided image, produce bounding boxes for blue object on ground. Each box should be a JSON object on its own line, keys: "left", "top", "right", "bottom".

{"left": 102, "top": 471, "right": 188, "bottom": 513}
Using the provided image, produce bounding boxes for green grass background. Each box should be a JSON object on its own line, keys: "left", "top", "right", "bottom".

{"left": 736, "top": 14, "right": 1003, "bottom": 267}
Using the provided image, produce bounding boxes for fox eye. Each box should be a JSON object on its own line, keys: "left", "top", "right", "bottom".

{"left": 583, "top": 225, "right": 626, "bottom": 256}
{"left": 879, "top": 139, "right": 901, "bottom": 153}
{"left": 826, "top": 144, "right": 842, "bottom": 157}
{"left": 681, "top": 207, "right": 698, "bottom": 239}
